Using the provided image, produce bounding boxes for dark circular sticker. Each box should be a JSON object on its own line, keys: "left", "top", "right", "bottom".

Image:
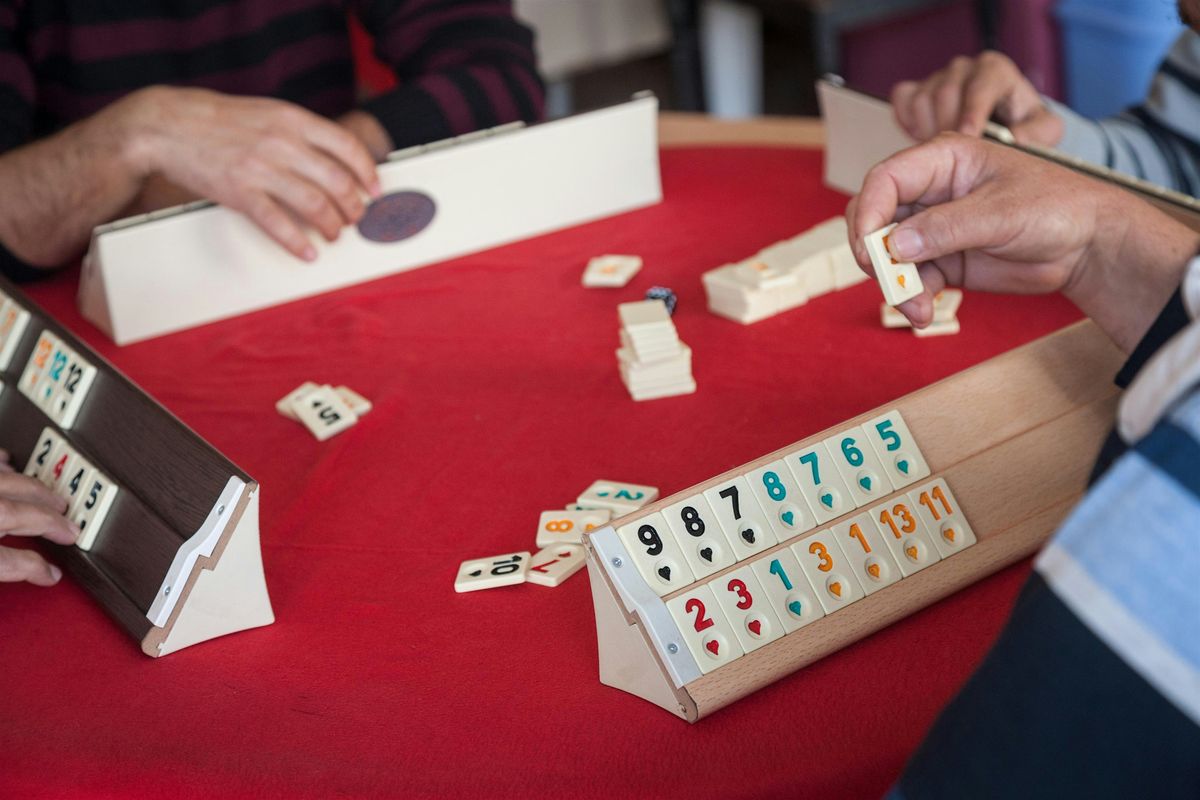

{"left": 357, "top": 190, "right": 437, "bottom": 243}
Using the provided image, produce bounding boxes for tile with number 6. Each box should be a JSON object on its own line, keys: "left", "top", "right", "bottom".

{"left": 708, "top": 564, "right": 784, "bottom": 652}
{"left": 615, "top": 511, "right": 694, "bottom": 596}
{"left": 862, "top": 410, "right": 930, "bottom": 489}
{"left": 748, "top": 547, "right": 824, "bottom": 633}
{"left": 830, "top": 513, "right": 901, "bottom": 595}
{"left": 701, "top": 476, "right": 777, "bottom": 561}
{"left": 665, "top": 584, "right": 744, "bottom": 674}
{"left": 784, "top": 440, "right": 854, "bottom": 523}
{"left": 822, "top": 427, "right": 894, "bottom": 508}
{"left": 745, "top": 460, "right": 817, "bottom": 540}
{"left": 870, "top": 497, "right": 942, "bottom": 577}
{"left": 660, "top": 493, "right": 736, "bottom": 580}
{"left": 908, "top": 478, "right": 977, "bottom": 558}
{"left": 790, "top": 529, "right": 864, "bottom": 613}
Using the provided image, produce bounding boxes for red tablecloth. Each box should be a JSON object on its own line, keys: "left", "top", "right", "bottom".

{"left": 0, "top": 147, "right": 1083, "bottom": 799}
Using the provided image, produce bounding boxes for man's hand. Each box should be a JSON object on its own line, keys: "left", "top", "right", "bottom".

{"left": 890, "top": 52, "right": 1063, "bottom": 146}
{"left": 127, "top": 87, "right": 383, "bottom": 261}
{"left": 848, "top": 134, "right": 1200, "bottom": 352}
{"left": 0, "top": 450, "right": 79, "bottom": 586}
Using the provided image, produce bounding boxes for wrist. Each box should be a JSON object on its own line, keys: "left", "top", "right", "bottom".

{"left": 106, "top": 86, "right": 174, "bottom": 178}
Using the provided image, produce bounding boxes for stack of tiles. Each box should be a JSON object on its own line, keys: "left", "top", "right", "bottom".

{"left": 881, "top": 289, "right": 963, "bottom": 337}
{"left": 702, "top": 217, "right": 868, "bottom": 325}
{"left": 617, "top": 300, "right": 695, "bottom": 401}
{"left": 276, "top": 382, "right": 372, "bottom": 440}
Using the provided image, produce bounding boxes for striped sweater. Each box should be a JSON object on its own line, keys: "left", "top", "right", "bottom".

{"left": 0, "top": 0, "right": 544, "bottom": 157}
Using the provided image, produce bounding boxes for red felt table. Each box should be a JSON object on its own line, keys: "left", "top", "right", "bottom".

{"left": 0, "top": 144, "right": 1082, "bottom": 799}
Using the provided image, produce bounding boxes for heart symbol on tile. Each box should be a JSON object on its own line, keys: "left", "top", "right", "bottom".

{"left": 867, "top": 563, "right": 880, "bottom": 579}
{"left": 944, "top": 528, "right": 956, "bottom": 543}
{"left": 897, "top": 275, "right": 907, "bottom": 288}
{"left": 748, "top": 620, "right": 762, "bottom": 636}
{"left": 700, "top": 547, "right": 714, "bottom": 562}
{"left": 897, "top": 459, "right": 910, "bottom": 474}
{"left": 859, "top": 475, "right": 872, "bottom": 491}
{"left": 469, "top": 569, "right": 482, "bottom": 578}
{"left": 705, "top": 640, "right": 720, "bottom": 656}
{"left": 557, "top": 550, "right": 573, "bottom": 558}
{"left": 657, "top": 565, "right": 672, "bottom": 581}
{"left": 781, "top": 510, "right": 795, "bottom": 527}
{"left": 905, "top": 545, "right": 919, "bottom": 561}
{"left": 741, "top": 528, "right": 756, "bottom": 544}
{"left": 820, "top": 492, "right": 834, "bottom": 508}
{"left": 829, "top": 582, "right": 842, "bottom": 598}
{"left": 787, "top": 600, "right": 804, "bottom": 617}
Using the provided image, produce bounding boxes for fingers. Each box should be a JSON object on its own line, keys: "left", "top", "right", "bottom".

{"left": 1009, "top": 106, "right": 1065, "bottom": 148}
{"left": 0, "top": 448, "right": 12, "bottom": 473}
{"left": 891, "top": 81, "right": 920, "bottom": 140}
{"left": 236, "top": 191, "right": 316, "bottom": 261}
{"left": 286, "top": 146, "right": 368, "bottom": 228}
{"left": 302, "top": 118, "right": 382, "bottom": 198}
{"left": 0, "top": 498, "right": 79, "bottom": 545}
{"left": 931, "top": 57, "right": 973, "bottom": 135}
{"left": 0, "top": 472, "right": 70, "bottom": 513}
{"left": 0, "top": 546, "right": 62, "bottom": 586}
{"left": 957, "top": 54, "right": 1019, "bottom": 137}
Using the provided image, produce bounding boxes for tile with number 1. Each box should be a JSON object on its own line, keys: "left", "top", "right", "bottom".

{"left": 830, "top": 513, "right": 901, "bottom": 595}
{"left": 748, "top": 548, "right": 824, "bottom": 633}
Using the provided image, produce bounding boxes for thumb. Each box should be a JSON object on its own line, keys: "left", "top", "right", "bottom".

{"left": 886, "top": 192, "right": 996, "bottom": 264}
{"left": 0, "top": 546, "right": 63, "bottom": 586}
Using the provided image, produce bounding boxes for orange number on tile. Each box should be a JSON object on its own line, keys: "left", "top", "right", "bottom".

{"left": 809, "top": 541, "right": 833, "bottom": 571}
{"left": 544, "top": 520, "right": 574, "bottom": 532}
{"left": 686, "top": 598, "right": 714, "bottom": 632}
{"left": 881, "top": 504, "right": 916, "bottom": 538}
{"left": 847, "top": 523, "right": 871, "bottom": 553}
{"left": 32, "top": 338, "right": 51, "bottom": 368}
{"left": 727, "top": 579, "right": 753, "bottom": 610}
{"left": 932, "top": 485, "right": 953, "bottom": 515}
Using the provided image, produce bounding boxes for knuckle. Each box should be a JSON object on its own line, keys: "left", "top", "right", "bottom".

{"left": 949, "top": 56, "right": 971, "bottom": 72}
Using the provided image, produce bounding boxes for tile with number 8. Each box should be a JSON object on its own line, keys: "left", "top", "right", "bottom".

{"left": 744, "top": 460, "right": 817, "bottom": 540}
{"left": 614, "top": 511, "right": 694, "bottom": 596}
{"left": 665, "top": 584, "right": 744, "bottom": 674}
{"left": 660, "top": 494, "right": 737, "bottom": 579}
{"left": 701, "top": 476, "right": 777, "bottom": 561}
{"left": 830, "top": 512, "right": 901, "bottom": 595}
{"left": 862, "top": 410, "right": 930, "bottom": 489}
{"left": 822, "top": 427, "right": 894, "bottom": 508}
{"left": 870, "top": 497, "right": 942, "bottom": 577}
{"left": 783, "top": 440, "right": 854, "bottom": 524}
{"left": 708, "top": 564, "right": 784, "bottom": 652}
{"left": 749, "top": 548, "right": 825, "bottom": 633}
{"left": 790, "top": 529, "right": 865, "bottom": 613}
{"left": 535, "top": 509, "right": 611, "bottom": 548}
{"left": 908, "top": 478, "right": 977, "bottom": 558}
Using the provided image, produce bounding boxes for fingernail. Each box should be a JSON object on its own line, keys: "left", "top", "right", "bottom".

{"left": 889, "top": 228, "right": 923, "bottom": 261}
{"left": 49, "top": 565, "right": 62, "bottom": 583}
{"left": 302, "top": 246, "right": 318, "bottom": 262}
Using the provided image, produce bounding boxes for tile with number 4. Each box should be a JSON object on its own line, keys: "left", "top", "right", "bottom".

{"left": 822, "top": 427, "right": 894, "bottom": 508}
{"left": 660, "top": 494, "right": 736, "bottom": 580}
{"left": 830, "top": 513, "right": 901, "bottom": 595}
{"left": 454, "top": 551, "right": 531, "bottom": 592}
{"left": 526, "top": 545, "right": 586, "bottom": 587}
{"left": 745, "top": 460, "right": 817, "bottom": 540}
{"left": 749, "top": 548, "right": 825, "bottom": 633}
{"left": 784, "top": 441, "right": 853, "bottom": 524}
{"left": 908, "top": 478, "right": 977, "bottom": 558}
{"left": 702, "top": 476, "right": 777, "bottom": 561}
{"left": 665, "top": 584, "right": 744, "bottom": 674}
{"left": 791, "top": 529, "right": 864, "bottom": 613}
{"left": 862, "top": 409, "right": 930, "bottom": 490}
{"left": 614, "top": 511, "right": 694, "bottom": 596}
{"left": 60, "top": 456, "right": 96, "bottom": 516}
{"left": 870, "top": 497, "right": 942, "bottom": 577}
{"left": 708, "top": 564, "right": 785, "bottom": 653}
{"left": 535, "top": 509, "right": 611, "bottom": 547}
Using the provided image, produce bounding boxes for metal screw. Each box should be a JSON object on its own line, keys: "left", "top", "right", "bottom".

{"left": 611, "top": 557, "right": 623, "bottom": 568}
{"left": 218, "top": 505, "right": 225, "bottom": 515}
{"left": 164, "top": 586, "right": 171, "bottom": 595}
{"left": 667, "top": 643, "right": 679, "bottom": 654}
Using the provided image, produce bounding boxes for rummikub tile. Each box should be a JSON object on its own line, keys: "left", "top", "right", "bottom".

{"left": 791, "top": 529, "right": 865, "bottom": 613}
{"left": 276, "top": 381, "right": 319, "bottom": 420}
{"left": 38, "top": 437, "right": 70, "bottom": 488}
{"left": 35, "top": 339, "right": 72, "bottom": 412}
{"left": 19, "top": 331, "right": 55, "bottom": 398}
{"left": 822, "top": 426, "right": 895, "bottom": 508}
{"left": 615, "top": 511, "right": 694, "bottom": 596}
{"left": 912, "top": 318, "right": 960, "bottom": 337}
{"left": 708, "top": 564, "right": 785, "bottom": 653}
{"left": 23, "top": 428, "right": 62, "bottom": 482}
{"left": 701, "top": 476, "right": 777, "bottom": 561}
{"left": 745, "top": 460, "right": 818, "bottom": 540}
{"left": 830, "top": 513, "right": 901, "bottom": 595}
{"left": 535, "top": 509, "right": 611, "bottom": 548}
{"left": 861, "top": 409, "right": 930, "bottom": 489}
{"left": 526, "top": 545, "right": 586, "bottom": 587}
{"left": 334, "top": 385, "right": 373, "bottom": 416}
{"left": 865, "top": 223, "right": 923, "bottom": 306}
{"left": 72, "top": 470, "right": 118, "bottom": 551}
{"left": 870, "top": 497, "right": 943, "bottom": 577}
{"left": 583, "top": 255, "right": 642, "bottom": 287}
{"left": 50, "top": 448, "right": 80, "bottom": 497}
{"left": 61, "top": 456, "right": 96, "bottom": 517}
{"left": 784, "top": 440, "right": 854, "bottom": 524}
{"left": 454, "top": 551, "right": 531, "bottom": 592}
{"left": 291, "top": 385, "right": 358, "bottom": 441}
{"left": 908, "top": 478, "right": 978, "bottom": 558}
{"left": 664, "top": 584, "right": 744, "bottom": 674}
{"left": 577, "top": 480, "right": 658, "bottom": 514}
{"left": 748, "top": 548, "right": 824, "bottom": 633}
{"left": 660, "top": 493, "right": 737, "bottom": 580}
{"left": 0, "top": 299, "right": 31, "bottom": 369}
{"left": 50, "top": 352, "right": 98, "bottom": 428}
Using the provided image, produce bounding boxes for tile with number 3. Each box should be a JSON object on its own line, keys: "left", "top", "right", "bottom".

{"left": 708, "top": 564, "right": 784, "bottom": 652}
{"left": 790, "top": 529, "right": 864, "bottom": 613}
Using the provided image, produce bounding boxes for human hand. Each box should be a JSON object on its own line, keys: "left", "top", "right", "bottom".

{"left": 890, "top": 52, "right": 1062, "bottom": 146}
{"left": 0, "top": 450, "right": 79, "bottom": 586}
{"left": 125, "top": 87, "right": 383, "bottom": 261}
{"left": 848, "top": 134, "right": 1200, "bottom": 351}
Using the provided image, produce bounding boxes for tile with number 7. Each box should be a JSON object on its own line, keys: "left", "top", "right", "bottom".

{"left": 665, "top": 584, "right": 744, "bottom": 674}
{"left": 830, "top": 513, "right": 901, "bottom": 595}
{"left": 862, "top": 410, "right": 930, "bottom": 489}
{"left": 748, "top": 548, "right": 825, "bottom": 633}
{"left": 526, "top": 545, "right": 586, "bottom": 587}
{"left": 822, "top": 426, "right": 894, "bottom": 508}
{"left": 783, "top": 441, "right": 853, "bottom": 524}
{"left": 701, "top": 476, "right": 777, "bottom": 561}
{"left": 908, "top": 478, "right": 977, "bottom": 558}
{"left": 708, "top": 564, "right": 784, "bottom": 653}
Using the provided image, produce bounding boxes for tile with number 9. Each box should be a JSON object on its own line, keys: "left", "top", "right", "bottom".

{"left": 822, "top": 427, "right": 894, "bottom": 508}
{"left": 790, "top": 529, "right": 864, "bottom": 613}
{"left": 862, "top": 410, "right": 930, "bottom": 489}
{"left": 701, "top": 476, "right": 778, "bottom": 561}
{"left": 665, "top": 584, "right": 744, "bottom": 674}
{"left": 615, "top": 511, "right": 694, "bottom": 596}
{"left": 783, "top": 440, "right": 853, "bottom": 524}
{"left": 660, "top": 494, "right": 737, "bottom": 580}
{"left": 745, "top": 460, "right": 817, "bottom": 540}
{"left": 908, "top": 478, "right": 977, "bottom": 558}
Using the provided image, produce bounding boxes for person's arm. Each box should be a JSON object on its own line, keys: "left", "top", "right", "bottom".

{"left": 848, "top": 133, "right": 1200, "bottom": 351}
{"left": 0, "top": 452, "right": 78, "bottom": 586}
{"left": 350, "top": 0, "right": 545, "bottom": 158}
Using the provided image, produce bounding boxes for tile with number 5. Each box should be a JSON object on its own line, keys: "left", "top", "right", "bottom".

{"left": 862, "top": 410, "right": 930, "bottom": 489}
{"left": 908, "top": 478, "right": 977, "bottom": 558}
{"left": 708, "top": 564, "right": 784, "bottom": 652}
{"left": 665, "top": 584, "right": 744, "bottom": 674}
{"left": 745, "top": 460, "right": 817, "bottom": 540}
{"left": 783, "top": 441, "right": 853, "bottom": 524}
{"left": 701, "top": 476, "right": 777, "bottom": 561}
{"left": 748, "top": 548, "right": 825, "bottom": 633}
